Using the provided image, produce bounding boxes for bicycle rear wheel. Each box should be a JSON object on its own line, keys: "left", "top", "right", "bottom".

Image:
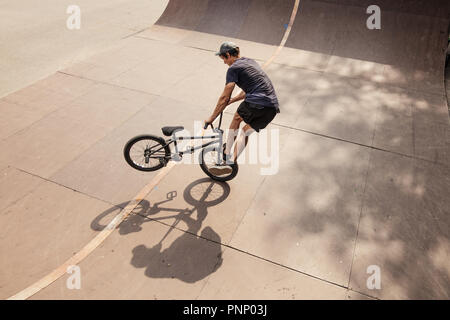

{"left": 124, "top": 135, "right": 171, "bottom": 172}
{"left": 199, "top": 146, "right": 238, "bottom": 182}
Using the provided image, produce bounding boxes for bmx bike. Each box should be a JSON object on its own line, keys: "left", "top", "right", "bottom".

{"left": 123, "top": 112, "right": 238, "bottom": 182}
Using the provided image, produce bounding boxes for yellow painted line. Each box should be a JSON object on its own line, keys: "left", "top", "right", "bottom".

{"left": 234, "top": 0, "right": 299, "bottom": 99}
{"left": 8, "top": 0, "right": 300, "bottom": 300}
{"left": 8, "top": 161, "right": 176, "bottom": 300}
{"left": 262, "top": 0, "right": 300, "bottom": 69}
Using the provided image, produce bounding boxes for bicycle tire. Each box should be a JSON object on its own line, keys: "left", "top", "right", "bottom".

{"left": 124, "top": 135, "right": 171, "bottom": 172}
{"left": 199, "top": 146, "right": 238, "bottom": 182}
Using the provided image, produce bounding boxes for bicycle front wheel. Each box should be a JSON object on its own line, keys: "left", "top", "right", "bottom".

{"left": 199, "top": 146, "right": 238, "bottom": 182}
{"left": 124, "top": 135, "right": 171, "bottom": 172}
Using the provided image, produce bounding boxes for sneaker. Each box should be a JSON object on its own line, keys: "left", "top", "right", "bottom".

{"left": 208, "top": 165, "right": 233, "bottom": 176}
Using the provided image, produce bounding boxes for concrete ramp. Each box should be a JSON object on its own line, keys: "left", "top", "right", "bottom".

{"left": 1, "top": 0, "right": 450, "bottom": 300}
{"left": 157, "top": 0, "right": 294, "bottom": 45}
{"left": 132, "top": 0, "right": 450, "bottom": 299}
{"left": 157, "top": 0, "right": 449, "bottom": 93}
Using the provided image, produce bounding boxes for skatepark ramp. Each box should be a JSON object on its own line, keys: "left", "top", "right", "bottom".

{"left": 142, "top": 0, "right": 450, "bottom": 299}
{"left": 156, "top": 0, "right": 450, "bottom": 94}
{"left": 2, "top": 0, "right": 450, "bottom": 300}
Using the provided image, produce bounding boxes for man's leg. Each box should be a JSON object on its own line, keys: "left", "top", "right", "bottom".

{"left": 207, "top": 112, "right": 242, "bottom": 176}
{"left": 224, "top": 112, "right": 243, "bottom": 157}
{"left": 232, "top": 124, "right": 255, "bottom": 162}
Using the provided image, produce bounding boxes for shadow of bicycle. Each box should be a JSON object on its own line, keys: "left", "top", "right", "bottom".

{"left": 91, "top": 178, "right": 230, "bottom": 283}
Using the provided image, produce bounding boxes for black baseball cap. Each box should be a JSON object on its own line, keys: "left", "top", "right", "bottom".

{"left": 215, "top": 41, "right": 239, "bottom": 56}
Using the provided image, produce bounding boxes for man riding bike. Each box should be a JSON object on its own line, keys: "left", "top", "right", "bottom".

{"left": 205, "top": 42, "right": 280, "bottom": 176}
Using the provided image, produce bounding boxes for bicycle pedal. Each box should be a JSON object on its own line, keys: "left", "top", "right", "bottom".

{"left": 171, "top": 154, "right": 182, "bottom": 162}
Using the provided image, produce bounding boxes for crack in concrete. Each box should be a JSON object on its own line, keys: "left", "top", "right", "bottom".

{"left": 7, "top": 166, "right": 119, "bottom": 210}
{"left": 133, "top": 206, "right": 379, "bottom": 300}
{"left": 270, "top": 121, "right": 450, "bottom": 169}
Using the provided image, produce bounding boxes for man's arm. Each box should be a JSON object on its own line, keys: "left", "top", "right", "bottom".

{"left": 228, "top": 90, "right": 246, "bottom": 105}
{"left": 206, "top": 82, "right": 235, "bottom": 124}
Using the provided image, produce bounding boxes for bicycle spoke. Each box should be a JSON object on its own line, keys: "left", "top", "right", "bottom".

{"left": 125, "top": 137, "right": 169, "bottom": 170}
{"left": 136, "top": 157, "right": 153, "bottom": 168}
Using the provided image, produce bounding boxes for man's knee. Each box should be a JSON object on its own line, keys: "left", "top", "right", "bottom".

{"left": 233, "top": 112, "right": 243, "bottom": 122}
{"left": 242, "top": 124, "right": 255, "bottom": 135}
{"left": 229, "top": 112, "right": 243, "bottom": 130}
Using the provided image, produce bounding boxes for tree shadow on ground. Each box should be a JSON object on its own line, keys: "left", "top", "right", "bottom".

{"left": 256, "top": 59, "right": 450, "bottom": 299}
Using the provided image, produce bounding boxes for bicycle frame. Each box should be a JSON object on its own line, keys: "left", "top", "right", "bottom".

{"left": 150, "top": 113, "right": 225, "bottom": 165}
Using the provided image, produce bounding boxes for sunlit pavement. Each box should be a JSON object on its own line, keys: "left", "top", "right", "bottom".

{"left": 0, "top": 0, "right": 169, "bottom": 98}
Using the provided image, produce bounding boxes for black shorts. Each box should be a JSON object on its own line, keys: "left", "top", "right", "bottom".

{"left": 237, "top": 101, "right": 279, "bottom": 132}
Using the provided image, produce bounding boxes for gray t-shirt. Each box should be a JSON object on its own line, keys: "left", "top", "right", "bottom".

{"left": 226, "top": 57, "right": 279, "bottom": 109}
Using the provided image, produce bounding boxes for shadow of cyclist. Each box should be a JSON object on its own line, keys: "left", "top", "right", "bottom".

{"left": 91, "top": 178, "right": 229, "bottom": 283}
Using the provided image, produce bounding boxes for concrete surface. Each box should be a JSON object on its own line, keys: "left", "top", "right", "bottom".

{"left": 0, "top": 0, "right": 169, "bottom": 98}
{"left": 0, "top": 0, "right": 449, "bottom": 300}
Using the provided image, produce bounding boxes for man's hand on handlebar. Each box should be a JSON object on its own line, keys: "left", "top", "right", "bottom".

{"left": 204, "top": 115, "right": 215, "bottom": 129}
{"left": 204, "top": 112, "right": 224, "bottom": 129}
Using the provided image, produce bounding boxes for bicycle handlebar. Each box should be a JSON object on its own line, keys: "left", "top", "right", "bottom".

{"left": 204, "top": 112, "right": 223, "bottom": 130}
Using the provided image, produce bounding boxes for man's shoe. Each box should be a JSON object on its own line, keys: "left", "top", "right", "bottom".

{"left": 208, "top": 165, "right": 233, "bottom": 176}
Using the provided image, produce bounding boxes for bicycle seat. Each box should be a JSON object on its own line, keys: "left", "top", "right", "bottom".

{"left": 162, "top": 126, "right": 184, "bottom": 136}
